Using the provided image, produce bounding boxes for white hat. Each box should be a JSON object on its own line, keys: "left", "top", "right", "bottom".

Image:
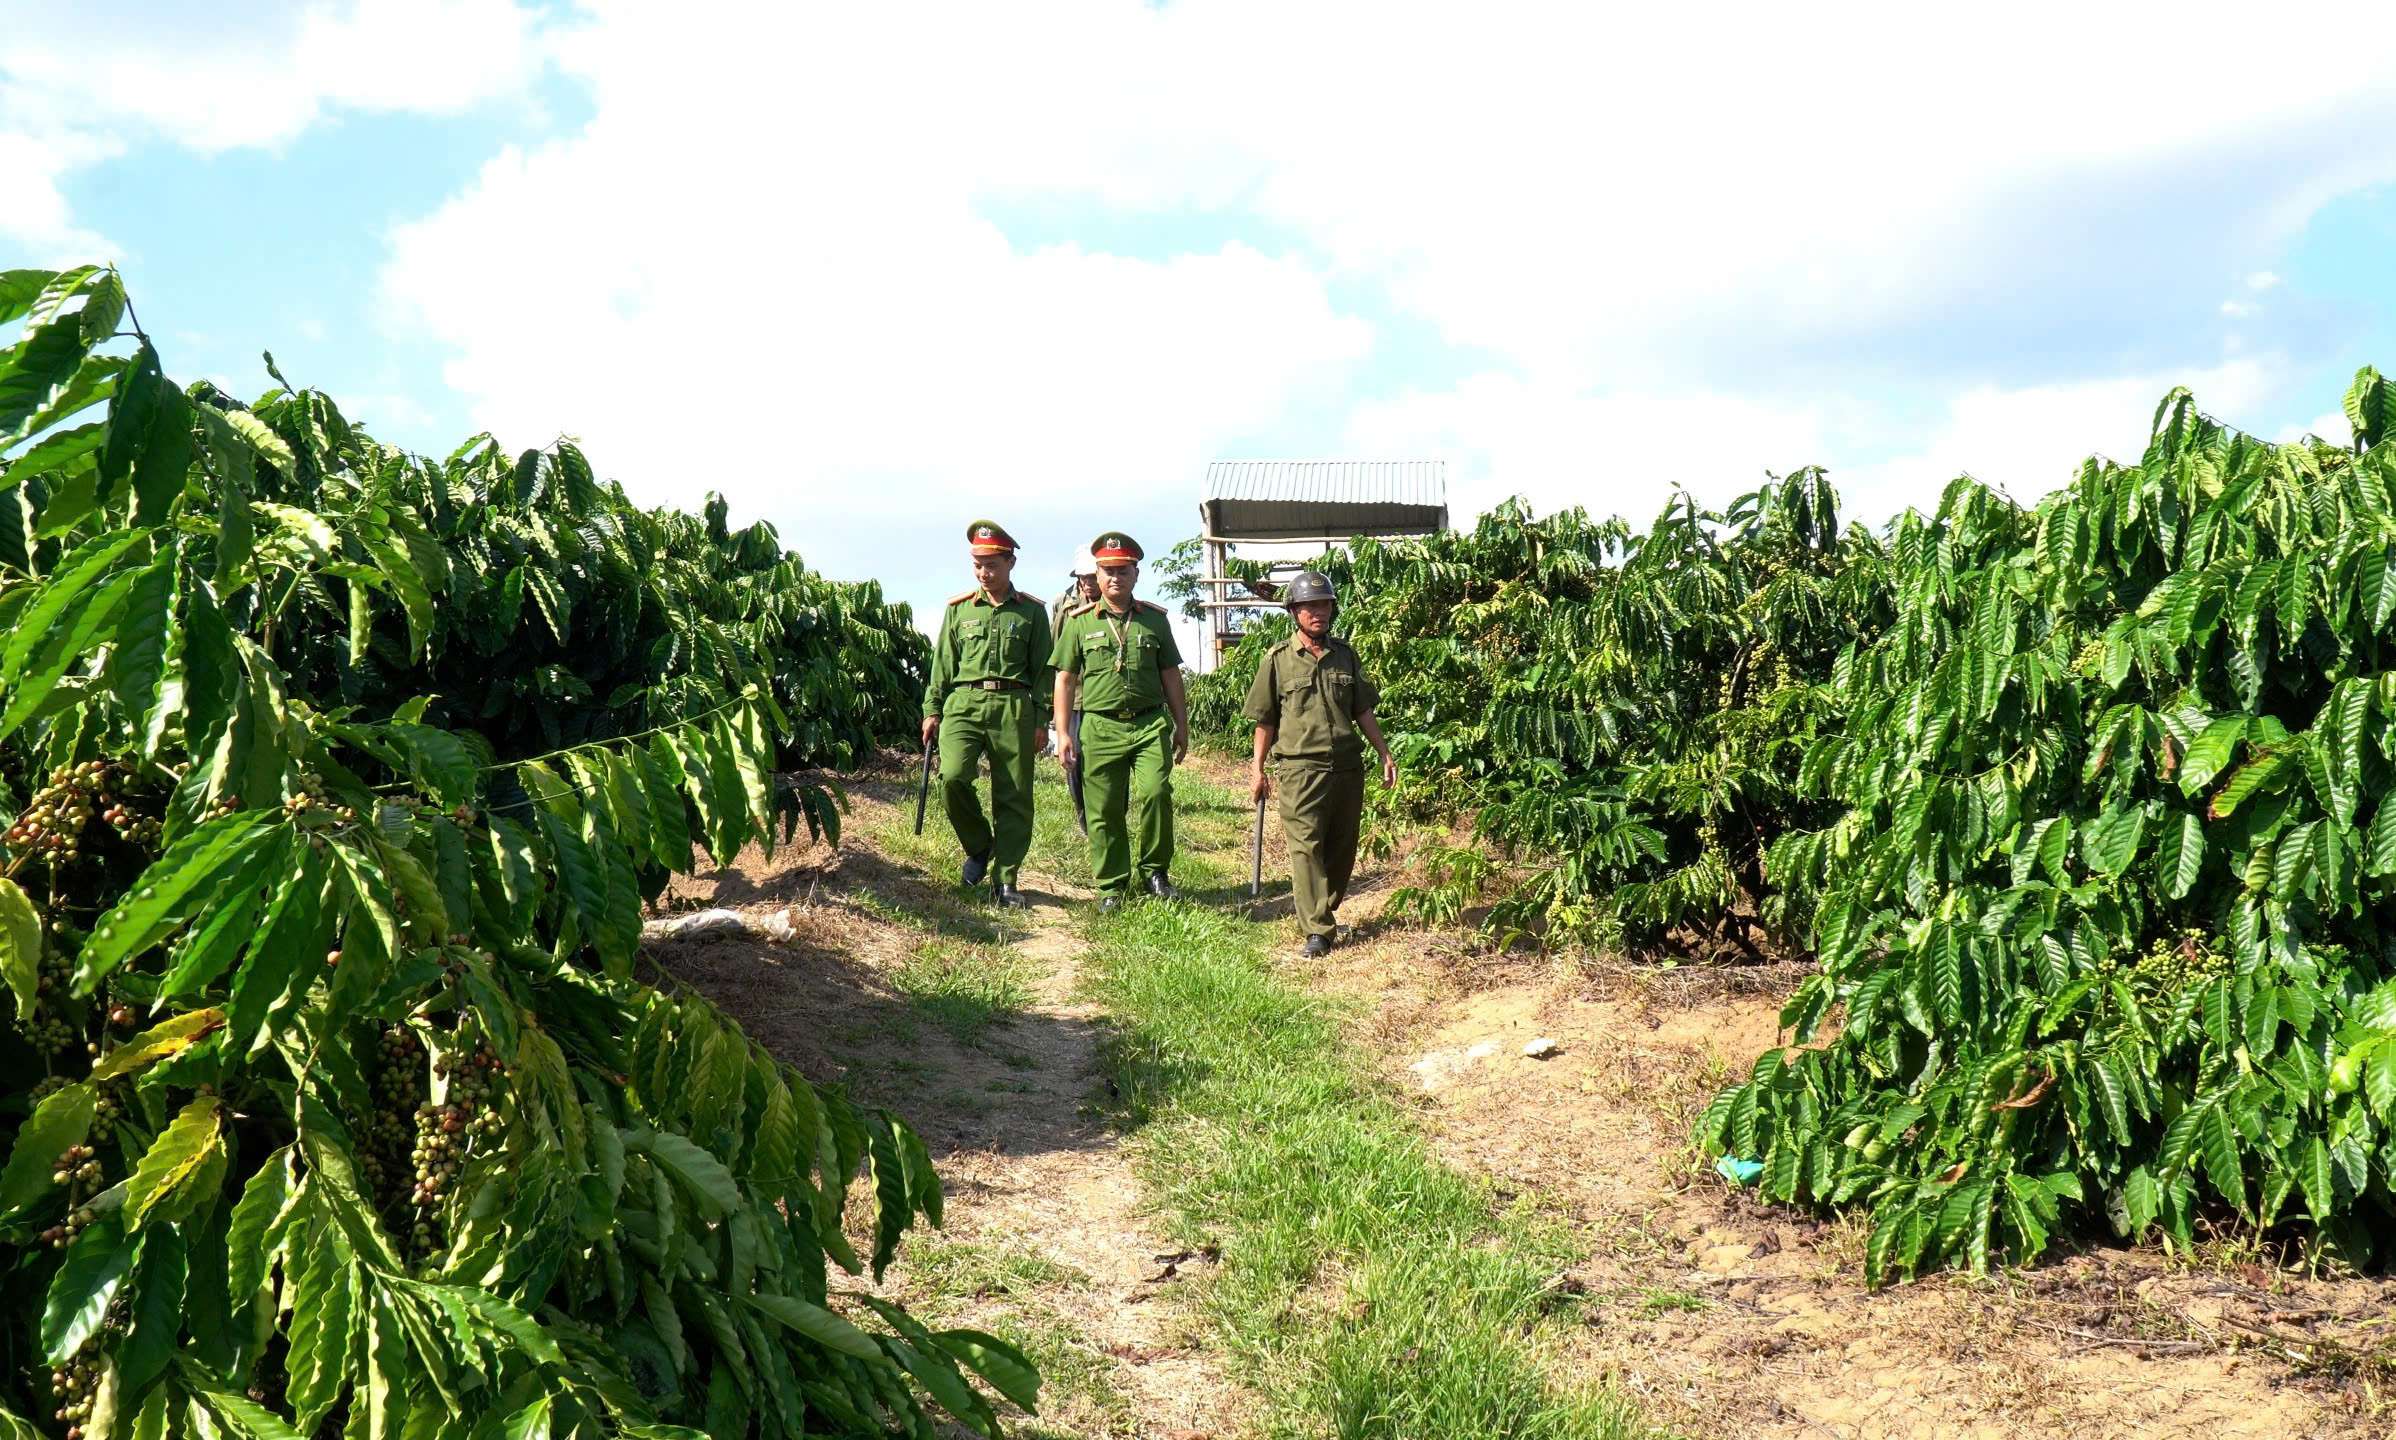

{"left": 1070, "top": 547, "right": 1097, "bottom": 576}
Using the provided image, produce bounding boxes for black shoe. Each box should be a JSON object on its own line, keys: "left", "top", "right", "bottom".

{"left": 1303, "top": 934, "right": 1331, "bottom": 958}
{"left": 993, "top": 882, "right": 1028, "bottom": 909}
{"left": 1145, "top": 873, "right": 1178, "bottom": 900}
{"left": 1098, "top": 894, "right": 1123, "bottom": 914}
{"left": 961, "top": 850, "right": 991, "bottom": 886}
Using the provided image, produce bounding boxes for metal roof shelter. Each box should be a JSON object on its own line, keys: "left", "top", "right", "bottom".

{"left": 1196, "top": 459, "right": 1448, "bottom": 667}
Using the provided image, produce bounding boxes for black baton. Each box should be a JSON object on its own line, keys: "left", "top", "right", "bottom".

{"left": 1067, "top": 713, "right": 1088, "bottom": 835}
{"left": 912, "top": 732, "right": 934, "bottom": 835}
{"left": 1250, "top": 798, "right": 1265, "bottom": 899}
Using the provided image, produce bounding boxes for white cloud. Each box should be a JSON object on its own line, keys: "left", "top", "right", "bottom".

{"left": 1339, "top": 375, "right": 1836, "bottom": 529}
{"left": 379, "top": 3, "right": 1373, "bottom": 570}
{"left": 2277, "top": 411, "right": 2354, "bottom": 447}
{"left": 1035, "top": 2, "right": 2396, "bottom": 382}
{"left": 336, "top": 390, "right": 439, "bottom": 436}
{"left": 2249, "top": 271, "right": 2286, "bottom": 291}
{"left": 0, "top": 0, "right": 542, "bottom": 154}
{"left": 0, "top": 128, "right": 115, "bottom": 257}
{"left": 2221, "top": 299, "right": 2260, "bottom": 318}
{"left": 1834, "top": 359, "right": 2284, "bottom": 523}
{"left": 1337, "top": 359, "right": 2295, "bottom": 539}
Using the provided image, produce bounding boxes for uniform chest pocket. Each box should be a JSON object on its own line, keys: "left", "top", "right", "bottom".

{"left": 957, "top": 617, "right": 989, "bottom": 657}
{"left": 1324, "top": 669, "right": 1358, "bottom": 717}
{"left": 993, "top": 615, "right": 1028, "bottom": 663}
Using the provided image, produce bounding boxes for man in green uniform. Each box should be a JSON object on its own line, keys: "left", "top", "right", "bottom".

{"left": 1053, "top": 532, "right": 1189, "bottom": 910}
{"left": 1243, "top": 571, "right": 1397, "bottom": 957}
{"left": 922, "top": 520, "right": 1052, "bottom": 908}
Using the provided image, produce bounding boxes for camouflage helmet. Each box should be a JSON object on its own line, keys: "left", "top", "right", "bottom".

{"left": 1282, "top": 570, "right": 1337, "bottom": 608}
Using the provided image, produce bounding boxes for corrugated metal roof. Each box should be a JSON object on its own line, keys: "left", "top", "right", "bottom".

{"left": 1202, "top": 459, "right": 1446, "bottom": 508}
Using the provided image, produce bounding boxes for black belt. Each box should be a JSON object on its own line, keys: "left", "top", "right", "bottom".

{"left": 1089, "top": 704, "right": 1160, "bottom": 721}
{"left": 965, "top": 679, "right": 1029, "bottom": 692}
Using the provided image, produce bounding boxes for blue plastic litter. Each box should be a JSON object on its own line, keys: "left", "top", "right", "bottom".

{"left": 1715, "top": 1156, "right": 1764, "bottom": 1186}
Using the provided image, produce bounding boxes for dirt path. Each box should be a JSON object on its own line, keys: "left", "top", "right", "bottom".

{"left": 645, "top": 769, "right": 1246, "bottom": 1439}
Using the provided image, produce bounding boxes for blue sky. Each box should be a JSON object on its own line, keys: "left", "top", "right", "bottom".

{"left": 8, "top": 2, "right": 2396, "bottom": 651}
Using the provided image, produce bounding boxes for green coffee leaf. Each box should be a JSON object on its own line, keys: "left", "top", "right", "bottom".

{"left": 126, "top": 1096, "right": 224, "bottom": 1227}
{"left": 74, "top": 811, "right": 276, "bottom": 992}
{"left": 43, "top": 1209, "right": 132, "bottom": 1362}
{"left": 0, "top": 1081, "right": 95, "bottom": 1217}
{"left": 0, "top": 875, "right": 42, "bottom": 1015}
{"left": 746, "top": 1293, "right": 880, "bottom": 1361}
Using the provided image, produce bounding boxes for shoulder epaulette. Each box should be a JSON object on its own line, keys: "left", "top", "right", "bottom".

{"left": 1069, "top": 601, "right": 1102, "bottom": 618}
{"left": 946, "top": 589, "right": 979, "bottom": 605}
{"left": 1135, "top": 599, "right": 1168, "bottom": 614}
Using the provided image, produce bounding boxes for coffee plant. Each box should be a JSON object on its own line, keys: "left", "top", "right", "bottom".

{"left": 1705, "top": 371, "right": 2396, "bottom": 1280}
{"left": 1191, "top": 350, "right": 2396, "bottom": 1277}
{"left": 1193, "top": 480, "right": 1889, "bottom": 955}
{"left": 0, "top": 268, "right": 1031, "bottom": 1435}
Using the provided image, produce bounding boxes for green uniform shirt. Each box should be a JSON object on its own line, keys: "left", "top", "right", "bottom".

{"left": 1050, "top": 585, "right": 1085, "bottom": 641}
{"left": 925, "top": 588, "right": 1054, "bottom": 724}
{"left": 1242, "top": 634, "right": 1379, "bottom": 767}
{"left": 1054, "top": 600, "right": 1183, "bottom": 713}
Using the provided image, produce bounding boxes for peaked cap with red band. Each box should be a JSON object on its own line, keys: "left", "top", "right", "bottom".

{"left": 1089, "top": 531, "right": 1144, "bottom": 565}
{"left": 965, "top": 519, "right": 1019, "bottom": 555}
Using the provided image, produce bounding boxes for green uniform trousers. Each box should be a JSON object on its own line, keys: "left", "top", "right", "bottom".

{"left": 1080, "top": 708, "right": 1174, "bottom": 893}
{"left": 1276, "top": 762, "right": 1364, "bottom": 939}
{"left": 938, "top": 687, "right": 1038, "bottom": 885}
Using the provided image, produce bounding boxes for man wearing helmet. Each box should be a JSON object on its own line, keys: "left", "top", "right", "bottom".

{"left": 1242, "top": 571, "right": 1397, "bottom": 957}
{"left": 1052, "top": 549, "right": 1100, "bottom": 640}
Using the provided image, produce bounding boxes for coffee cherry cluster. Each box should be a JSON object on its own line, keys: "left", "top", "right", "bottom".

{"left": 281, "top": 788, "right": 361, "bottom": 827}
{"left": 360, "top": 1026, "right": 426, "bottom": 1202}
{"left": 50, "top": 1142, "right": 100, "bottom": 1194}
{"left": 5, "top": 762, "right": 102, "bottom": 861}
{"left": 37, "top": 1200, "right": 99, "bottom": 1251}
{"left": 50, "top": 1341, "right": 109, "bottom": 1439}
{"left": 17, "top": 946, "right": 79, "bottom": 1054}
{"left": 3, "top": 760, "right": 158, "bottom": 863}
{"left": 36, "top": 1140, "right": 105, "bottom": 1249}
{"left": 19, "top": 1007, "right": 77, "bottom": 1055}
{"left": 2102, "top": 928, "right": 2228, "bottom": 999}
{"left": 406, "top": 1044, "right": 505, "bottom": 1250}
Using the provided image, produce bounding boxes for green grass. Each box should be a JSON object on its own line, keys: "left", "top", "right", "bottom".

{"left": 899, "top": 1238, "right": 1139, "bottom": 1436}
{"left": 890, "top": 937, "right": 1041, "bottom": 1044}
{"left": 1074, "top": 776, "right": 1656, "bottom": 1440}
{"left": 905, "top": 1235, "right": 1091, "bottom": 1298}
{"left": 842, "top": 882, "right": 1011, "bottom": 945}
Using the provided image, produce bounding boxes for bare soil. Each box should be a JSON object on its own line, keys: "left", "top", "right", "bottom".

{"left": 1322, "top": 890, "right": 2396, "bottom": 1440}
{"left": 643, "top": 760, "right": 1247, "bottom": 1439}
